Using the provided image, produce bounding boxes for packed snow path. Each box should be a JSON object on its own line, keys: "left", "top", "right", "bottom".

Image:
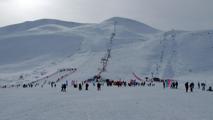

{"left": 0, "top": 85, "right": 212, "bottom": 120}
{"left": 26, "top": 68, "right": 77, "bottom": 87}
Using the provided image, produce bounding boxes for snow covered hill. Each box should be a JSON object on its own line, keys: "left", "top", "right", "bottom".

{"left": 0, "top": 19, "right": 86, "bottom": 35}
{"left": 0, "top": 17, "right": 213, "bottom": 86}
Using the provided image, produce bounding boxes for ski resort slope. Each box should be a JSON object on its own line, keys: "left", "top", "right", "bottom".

{"left": 0, "top": 85, "right": 213, "bottom": 120}
{"left": 0, "top": 17, "right": 213, "bottom": 86}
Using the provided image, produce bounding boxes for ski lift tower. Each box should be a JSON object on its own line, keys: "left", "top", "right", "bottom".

{"left": 97, "top": 21, "right": 117, "bottom": 76}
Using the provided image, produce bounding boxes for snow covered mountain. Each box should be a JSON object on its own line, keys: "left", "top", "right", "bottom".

{"left": 0, "top": 19, "right": 85, "bottom": 35}
{"left": 0, "top": 17, "right": 213, "bottom": 86}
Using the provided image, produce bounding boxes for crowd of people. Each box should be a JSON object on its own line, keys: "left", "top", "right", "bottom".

{"left": 59, "top": 77, "right": 213, "bottom": 94}
{"left": 184, "top": 82, "right": 213, "bottom": 92}
{"left": 162, "top": 79, "right": 178, "bottom": 89}
{"left": 1, "top": 75, "right": 213, "bottom": 94}
{"left": 185, "top": 82, "right": 194, "bottom": 92}
{"left": 59, "top": 76, "right": 166, "bottom": 93}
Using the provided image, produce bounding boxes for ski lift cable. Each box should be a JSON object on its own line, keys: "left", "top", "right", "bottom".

{"left": 97, "top": 21, "right": 117, "bottom": 76}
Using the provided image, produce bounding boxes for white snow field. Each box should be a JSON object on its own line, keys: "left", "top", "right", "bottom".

{"left": 0, "top": 85, "right": 213, "bottom": 120}
{"left": 0, "top": 17, "right": 213, "bottom": 120}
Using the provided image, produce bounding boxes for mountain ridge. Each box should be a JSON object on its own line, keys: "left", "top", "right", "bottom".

{"left": 0, "top": 17, "right": 160, "bottom": 35}
{"left": 0, "top": 19, "right": 87, "bottom": 35}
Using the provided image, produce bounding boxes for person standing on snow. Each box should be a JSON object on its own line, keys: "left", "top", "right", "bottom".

{"left": 97, "top": 82, "right": 101, "bottom": 91}
{"left": 163, "top": 80, "right": 166, "bottom": 88}
{"left": 198, "top": 82, "right": 200, "bottom": 89}
{"left": 185, "top": 82, "right": 189, "bottom": 92}
{"left": 79, "top": 83, "right": 82, "bottom": 91}
{"left": 201, "top": 83, "right": 206, "bottom": 91}
{"left": 85, "top": 83, "right": 89, "bottom": 90}
{"left": 190, "top": 82, "right": 194, "bottom": 92}
{"left": 207, "top": 86, "right": 213, "bottom": 92}
{"left": 175, "top": 81, "right": 178, "bottom": 89}
{"left": 61, "top": 84, "right": 66, "bottom": 92}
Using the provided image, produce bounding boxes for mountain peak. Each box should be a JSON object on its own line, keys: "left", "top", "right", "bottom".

{"left": 102, "top": 17, "right": 160, "bottom": 33}
{"left": 104, "top": 17, "right": 140, "bottom": 23}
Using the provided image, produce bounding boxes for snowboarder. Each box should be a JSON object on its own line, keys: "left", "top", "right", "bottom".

{"left": 190, "top": 82, "right": 194, "bottom": 92}
{"left": 185, "top": 82, "right": 189, "bottom": 92}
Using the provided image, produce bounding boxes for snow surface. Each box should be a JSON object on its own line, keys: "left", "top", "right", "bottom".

{"left": 0, "top": 17, "right": 213, "bottom": 86}
{"left": 0, "top": 17, "right": 213, "bottom": 120}
{"left": 0, "top": 84, "right": 212, "bottom": 120}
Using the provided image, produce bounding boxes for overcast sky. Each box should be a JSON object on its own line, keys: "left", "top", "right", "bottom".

{"left": 0, "top": 0, "right": 213, "bottom": 30}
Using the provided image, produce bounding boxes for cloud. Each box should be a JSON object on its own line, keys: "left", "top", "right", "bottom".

{"left": 0, "top": 0, "right": 213, "bottom": 30}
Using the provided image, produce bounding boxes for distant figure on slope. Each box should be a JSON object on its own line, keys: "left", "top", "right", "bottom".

{"left": 185, "top": 82, "right": 189, "bottom": 92}
{"left": 201, "top": 83, "right": 206, "bottom": 91}
{"left": 78, "top": 84, "right": 82, "bottom": 91}
{"left": 175, "top": 81, "right": 178, "bottom": 89}
{"left": 198, "top": 82, "right": 200, "bottom": 89}
{"left": 190, "top": 82, "right": 194, "bottom": 92}
{"left": 85, "top": 83, "right": 89, "bottom": 90}
{"left": 163, "top": 80, "right": 166, "bottom": 88}
{"left": 51, "top": 82, "right": 53, "bottom": 88}
{"left": 207, "top": 86, "right": 213, "bottom": 92}
{"left": 61, "top": 84, "right": 66, "bottom": 92}
{"left": 165, "top": 80, "right": 168, "bottom": 87}
{"left": 97, "top": 82, "right": 101, "bottom": 91}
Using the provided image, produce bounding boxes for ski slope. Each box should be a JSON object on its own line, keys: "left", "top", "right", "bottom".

{"left": 0, "top": 17, "right": 213, "bottom": 86}
{"left": 0, "top": 17, "right": 213, "bottom": 120}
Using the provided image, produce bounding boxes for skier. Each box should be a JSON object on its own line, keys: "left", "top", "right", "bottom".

{"left": 185, "top": 82, "right": 189, "bottom": 92}
{"left": 190, "top": 82, "right": 194, "bottom": 92}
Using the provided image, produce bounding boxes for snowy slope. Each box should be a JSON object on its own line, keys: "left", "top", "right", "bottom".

{"left": 0, "top": 17, "right": 213, "bottom": 86}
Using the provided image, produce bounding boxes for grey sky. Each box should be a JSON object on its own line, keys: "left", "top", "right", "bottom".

{"left": 0, "top": 0, "right": 213, "bottom": 30}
